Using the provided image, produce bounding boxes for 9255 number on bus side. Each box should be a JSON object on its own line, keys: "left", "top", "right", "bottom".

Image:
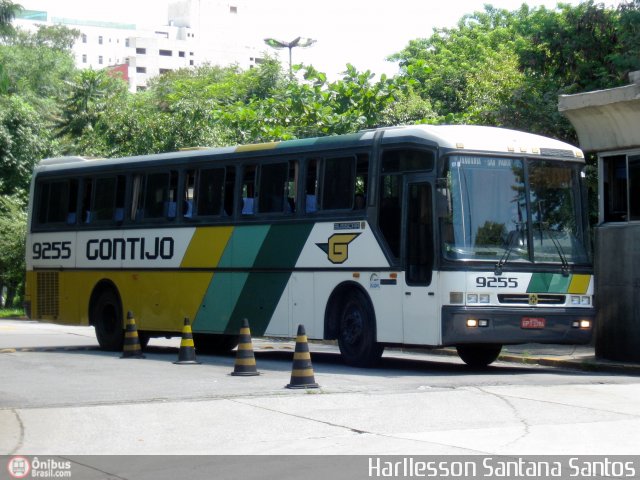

{"left": 32, "top": 241, "right": 72, "bottom": 260}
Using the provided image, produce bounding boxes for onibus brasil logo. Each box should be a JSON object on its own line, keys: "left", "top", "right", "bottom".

{"left": 7, "top": 457, "right": 30, "bottom": 479}
{"left": 7, "top": 456, "right": 72, "bottom": 478}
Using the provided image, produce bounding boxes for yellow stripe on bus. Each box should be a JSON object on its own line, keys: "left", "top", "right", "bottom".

{"left": 568, "top": 274, "right": 591, "bottom": 294}
{"left": 181, "top": 226, "right": 233, "bottom": 268}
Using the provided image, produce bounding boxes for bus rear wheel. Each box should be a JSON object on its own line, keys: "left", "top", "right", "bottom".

{"left": 92, "top": 289, "right": 124, "bottom": 352}
{"left": 337, "top": 291, "right": 383, "bottom": 367}
{"left": 456, "top": 344, "right": 502, "bottom": 367}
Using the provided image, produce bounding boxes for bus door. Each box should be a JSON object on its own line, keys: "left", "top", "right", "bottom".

{"left": 402, "top": 175, "right": 439, "bottom": 346}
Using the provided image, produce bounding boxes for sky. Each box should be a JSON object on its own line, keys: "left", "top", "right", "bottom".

{"left": 21, "top": 0, "right": 624, "bottom": 80}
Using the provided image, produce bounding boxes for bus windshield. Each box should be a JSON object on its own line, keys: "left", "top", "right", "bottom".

{"left": 441, "top": 155, "right": 590, "bottom": 265}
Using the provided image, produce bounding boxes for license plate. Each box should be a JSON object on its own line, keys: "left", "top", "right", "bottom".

{"left": 521, "top": 317, "right": 546, "bottom": 329}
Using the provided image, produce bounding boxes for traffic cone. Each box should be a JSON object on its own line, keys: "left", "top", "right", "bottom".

{"left": 121, "top": 311, "right": 145, "bottom": 359}
{"left": 286, "top": 324, "right": 319, "bottom": 389}
{"left": 231, "top": 318, "right": 259, "bottom": 376}
{"left": 174, "top": 317, "right": 201, "bottom": 365}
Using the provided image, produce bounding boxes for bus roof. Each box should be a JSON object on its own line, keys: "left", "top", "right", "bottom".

{"left": 34, "top": 125, "right": 583, "bottom": 174}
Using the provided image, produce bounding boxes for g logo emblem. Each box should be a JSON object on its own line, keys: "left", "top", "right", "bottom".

{"left": 316, "top": 233, "right": 360, "bottom": 264}
{"left": 529, "top": 294, "right": 539, "bottom": 306}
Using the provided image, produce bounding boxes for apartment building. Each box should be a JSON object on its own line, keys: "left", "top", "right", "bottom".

{"left": 14, "top": 1, "right": 262, "bottom": 92}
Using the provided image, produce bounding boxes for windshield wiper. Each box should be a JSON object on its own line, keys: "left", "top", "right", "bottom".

{"left": 495, "top": 230, "right": 521, "bottom": 275}
{"left": 546, "top": 228, "right": 570, "bottom": 277}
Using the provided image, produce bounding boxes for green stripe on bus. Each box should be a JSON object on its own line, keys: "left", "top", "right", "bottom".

{"left": 527, "top": 273, "right": 572, "bottom": 293}
{"left": 193, "top": 225, "right": 269, "bottom": 333}
{"left": 225, "top": 223, "right": 315, "bottom": 335}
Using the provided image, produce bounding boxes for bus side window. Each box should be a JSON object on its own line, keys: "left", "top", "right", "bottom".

{"left": 258, "top": 162, "right": 288, "bottom": 214}
{"left": 183, "top": 169, "right": 196, "bottom": 218}
{"left": 321, "top": 156, "right": 356, "bottom": 210}
{"left": 131, "top": 174, "right": 143, "bottom": 221}
{"left": 93, "top": 177, "right": 116, "bottom": 222}
{"left": 196, "top": 168, "right": 224, "bottom": 217}
{"left": 142, "top": 171, "right": 177, "bottom": 220}
{"left": 224, "top": 166, "right": 236, "bottom": 216}
{"left": 80, "top": 178, "right": 94, "bottom": 224}
{"left": 305, "top": 158, "right": 319, "bottom": 213}
{"left": 241, "top": 165, "right": 257, "bottom": 216}
{"left": 114, "top": 175, "right": 126, "bottom": 223}
{"left": 355, "top": 153, "right": 369, "bottom": 209}
{"left": 144, "top": 173, "right": 167, "bottom": 219}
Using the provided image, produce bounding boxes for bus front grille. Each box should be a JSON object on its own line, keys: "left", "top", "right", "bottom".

{"left": 37, "top": 272, "right": 59, "bottom": 318}
{"left": 498, "top": 294, "right": 566, "bottom": 305}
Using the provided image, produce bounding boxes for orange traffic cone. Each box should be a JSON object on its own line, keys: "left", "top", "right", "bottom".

{"left": 121, "top": 311, "right": 145, "bottom": 359}
{"left": 231, "top": 318, "right": 259, "bottom": 376}
{"left": 286, "top": 324, "right": 319, "bottom": 389}
{"left": 174, "top": 317, "right": 201, "bottom": 364}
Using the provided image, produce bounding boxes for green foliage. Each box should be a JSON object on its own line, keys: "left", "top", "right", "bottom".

{"left": 0, "top": 25, "right": 78, "bottom": 110}
{"left": 0, "top": 95, "right": 55, "bottom": 196}
{"left": 391, "top": 1, "right": 640, "bottom": 141}
{"left": 0, "top": 0, "right": 22, "bottom": 37}
{"left": 56, "top": 68, "right": 129, "bottom": 144}
{"left": 0, "top": 194, "right": 26, "bottom": 307}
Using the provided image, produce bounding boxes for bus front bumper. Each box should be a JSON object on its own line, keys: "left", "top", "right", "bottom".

{"left": 441, "top": 306, "right": 594, "bottom": 346}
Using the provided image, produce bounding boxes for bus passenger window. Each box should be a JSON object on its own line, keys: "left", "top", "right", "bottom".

{"left": 114, "top": 175, "right": 126, "bottom": 222}
{"left": 80, "top": 178, "right": 93, "bottom": 224}
{"left": 131, "top": 174, "right": 143, "bottom": 221}
{"left": 144, "top": 173, "right": 167, "bottom": 219}
{"left": 224, "top": 167, "right": 236, "bottom": 216}
{"left": 241, "top": 165, "right": 256, "bottom": 215}
{"left": 183, "top": 169, "right": 195, "bottom": 218}
{"left": 259, "top": 162, "right": 288, "bottom": 213}
{"left": 94, "top": 177, "right": 116, "bottom": 222}
{"left": 35, "top": 180, "right": 78, "bottom": 226}
{"left": 322, "top": 156, "right": 355, "bottom": 210}
{"left": 355, "top": 153, "right": 369, "bottom": 209}
{"left": 305, "top": 158, "right": 319, "bottom": 213}
{"left": 287, "top": 161, "right": 298, "bottom": 213}
{"left": 196, "top": 168, "right": 224, "bottom": 216}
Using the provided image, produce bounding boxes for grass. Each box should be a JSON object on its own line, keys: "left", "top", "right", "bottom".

{"left": 0, "top": 308, "right": 25, "bottom": 319}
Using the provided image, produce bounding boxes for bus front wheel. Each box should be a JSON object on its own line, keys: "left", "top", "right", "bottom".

{"left": 92, "top": 289, "right": 124, "bottom": 352}
{"left": 456, "top": 344, "right": 502, "bottom": 367}
{"left": 337, "top": 291, "right": 383, "bottom": 368}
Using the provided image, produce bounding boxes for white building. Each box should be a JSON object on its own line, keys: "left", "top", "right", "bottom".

{"left": 14, "top": 1, "right": 263, "bottom": 92}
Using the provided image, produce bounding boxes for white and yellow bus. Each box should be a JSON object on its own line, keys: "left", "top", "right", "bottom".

{"left": 25, "top": 125, "right": 594, "bottom": 367}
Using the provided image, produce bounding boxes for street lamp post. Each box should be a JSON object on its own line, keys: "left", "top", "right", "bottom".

{"left": 264, "top": 36, "right": 316, "bottom": 77}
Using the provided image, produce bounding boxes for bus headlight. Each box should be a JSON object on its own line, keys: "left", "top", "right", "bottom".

{"left": 572, "top": 320, "right": 592, "bottom": 329}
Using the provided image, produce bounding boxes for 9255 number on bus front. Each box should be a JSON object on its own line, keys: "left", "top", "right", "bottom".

{"left": 476, "top": 276, "right": 518, "bottom": 288}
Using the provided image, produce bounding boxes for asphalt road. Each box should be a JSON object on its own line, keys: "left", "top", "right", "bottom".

{"left": 2, "top": 319, "right": 640, "bottom": 458}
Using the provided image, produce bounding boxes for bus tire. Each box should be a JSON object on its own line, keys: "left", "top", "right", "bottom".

{"left": 92, "top": 289, "right": 124, "bottom": 352}
{"left": 337, "top": 290, "right": 383, "bottom": 367}
{"left": 193, "top": 333, "right": 239, "bottom": 354}
{"left": 456, "top": 344, "right": 502, "bottom": 367}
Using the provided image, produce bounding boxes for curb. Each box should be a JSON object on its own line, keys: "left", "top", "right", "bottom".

{"left": 420, "top": 347, "right": 640, "bottom": 375}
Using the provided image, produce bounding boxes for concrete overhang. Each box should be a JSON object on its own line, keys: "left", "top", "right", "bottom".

{"left": 558, "top": 71, "right": 640, "bottom": 152}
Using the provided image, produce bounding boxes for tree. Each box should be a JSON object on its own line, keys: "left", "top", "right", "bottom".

{"left": 0, "top": 194, "right": 26, "bottom": 308}
{"left": 390, "top": 2, "right": 640, "bottom": 141}
{"left": 0, "top": 95, "right": 55, "bottom": 197}
{"left": 0, "top": 0, "right": 21, "bottom": 37}
{"left": 56, "top": 68, "right": 128, "bottom": 142}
